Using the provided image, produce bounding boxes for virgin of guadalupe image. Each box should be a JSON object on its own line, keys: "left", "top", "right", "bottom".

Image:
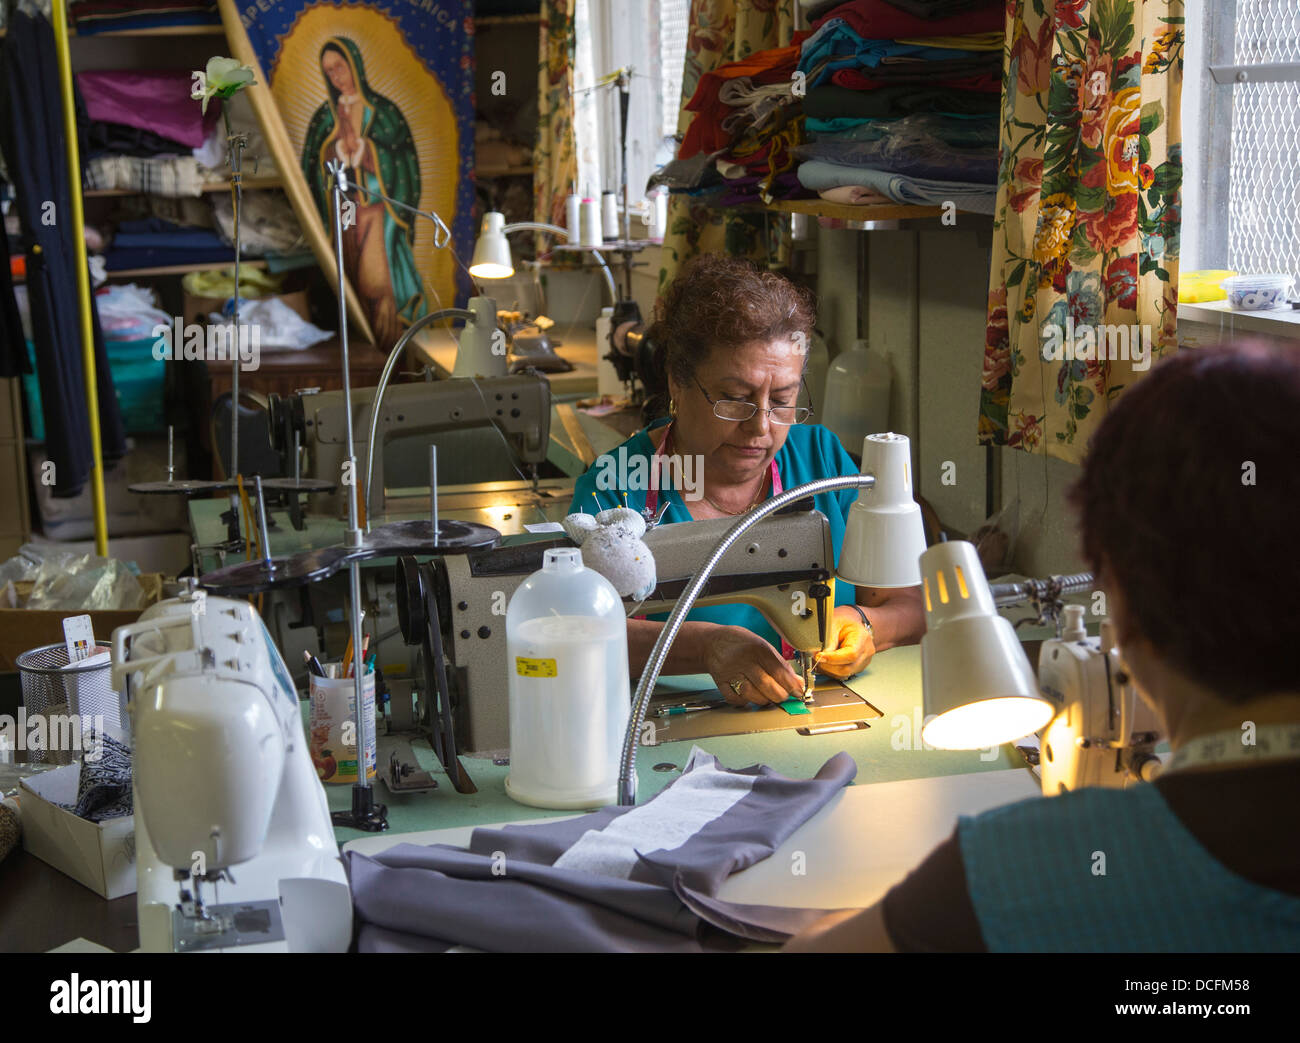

{"left": 303, "top": 37, "right": 427, "bottom": 349}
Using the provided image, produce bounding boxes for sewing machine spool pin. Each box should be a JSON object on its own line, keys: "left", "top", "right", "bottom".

{"left": 430, "top": 445, "right": 439, "bottom": 546}
{"left": 254, "top": 475, "right": 275, "bottom": 573}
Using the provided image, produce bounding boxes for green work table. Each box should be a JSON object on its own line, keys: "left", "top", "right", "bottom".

{"left": 323, "top": 642, "right": 1035, "bottom": 846}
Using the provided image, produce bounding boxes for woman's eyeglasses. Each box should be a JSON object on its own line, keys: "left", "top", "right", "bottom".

{"left": 693, "top": 375, "right": 814, "bottom": 425}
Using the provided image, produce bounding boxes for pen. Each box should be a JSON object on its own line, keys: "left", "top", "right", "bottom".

{"left": 303, "top": 650, "right": 327, "bottom": 678}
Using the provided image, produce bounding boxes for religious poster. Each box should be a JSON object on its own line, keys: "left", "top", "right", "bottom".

{"left": 219, "top": 0, "right": 476, "bottom": 351}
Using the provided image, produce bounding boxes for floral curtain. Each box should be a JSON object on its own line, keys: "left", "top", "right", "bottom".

{"left": 979, "top": 0, "right": 1184, "bottom": 462}
{"left": 534, "top": 0, "right": 579, "bottom": 238}
{"left": 657, "top": 0, "right": 797, "bottom": 297}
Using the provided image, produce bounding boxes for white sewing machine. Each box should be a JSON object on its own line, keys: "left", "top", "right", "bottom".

{"left": 112, "top": 589, "right": 351, "bottom": 952}
{"left": 1034, "top": 605, "right": 1163, "bottom": 792}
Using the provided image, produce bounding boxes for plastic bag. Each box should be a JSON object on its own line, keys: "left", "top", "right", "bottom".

{"left": 209, "top": 296, "right": 333, "bottom": 350}
{"left": 93, "top": 283, "right": 171, "bottom": 342}
{"left": 14, "top": 543, "right": 146, "bottom": 611}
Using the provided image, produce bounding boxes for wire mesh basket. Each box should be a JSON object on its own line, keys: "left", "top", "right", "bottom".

{"left": 15, "top": 642, "right": 122, "bottom": 765}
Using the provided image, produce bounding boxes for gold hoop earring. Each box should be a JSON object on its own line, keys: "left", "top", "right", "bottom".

{"left": 669, "top": 398, "right": 677, "bottom": 417}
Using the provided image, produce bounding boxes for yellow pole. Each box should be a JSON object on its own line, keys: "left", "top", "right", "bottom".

{"left": 51, "top": 0, "right": 109, "bottom": 556}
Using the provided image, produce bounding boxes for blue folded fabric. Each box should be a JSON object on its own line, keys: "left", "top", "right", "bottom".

{"left": 797, "top": 142, "right": 996, "bottom": 183}
{"left": 798, "top": 17, "right": 983, "bottom": 85}
{"left": 797, "top": 159, "right": 996, "bottom": 213}
{"left": 112, "top": 218, "right": 228, "bottom": 253}
{"left": 104, "top": 245, "right": 236, "bottom": 270}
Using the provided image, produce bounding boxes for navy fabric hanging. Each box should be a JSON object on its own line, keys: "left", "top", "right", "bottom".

{"left": 0, "top": 179, "right": 28, "bottom": 377}
{"left": 0, "top": 9, "right": 125, "bottom": 498}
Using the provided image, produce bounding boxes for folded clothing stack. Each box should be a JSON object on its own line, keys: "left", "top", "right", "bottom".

{"left": 795, "top": 0, "right": 1004, "bottom": 213}
{"left": 103, "top": 217, "right": 234, "bottom": 271}
{"left": 78, "top": 68, "right": 220, "bottom": 157}
{"left": 69, "top": 0, "right": 220, "bottom": 35}
{"left": 656, "top": 33, "right": 815, "bottom": 206}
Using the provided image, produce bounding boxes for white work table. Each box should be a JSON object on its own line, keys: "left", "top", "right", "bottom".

{"left": 345, "top": 767, "right": 1040, "bottom": 911}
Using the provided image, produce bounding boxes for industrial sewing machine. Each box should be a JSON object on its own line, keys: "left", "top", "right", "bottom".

{"left": 112, "top": 589, "right": 352, "bottom": 953}
{"left": 396, "top": 500, "right": 882, "bottom": 757}
{"left": 1032, "top": 606, "right": 1163, "bottom": 792}
{"left": 953, "top": 566, "right": 1165, "bottom": 794}
{"left": 268, "top": 371, "right": 555, "bottom": 520}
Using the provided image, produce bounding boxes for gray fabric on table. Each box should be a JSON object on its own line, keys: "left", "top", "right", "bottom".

{"left": 347, "top": 747, "right": 859, "bottom": 952}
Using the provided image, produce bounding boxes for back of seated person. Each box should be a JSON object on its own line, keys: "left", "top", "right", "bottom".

{"left": 786, "top": 345, "right": 1300, "bottom": 953}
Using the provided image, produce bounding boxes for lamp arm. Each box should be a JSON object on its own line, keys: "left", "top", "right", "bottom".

{"left": 502, "top": 221, "right": 618, "bottom": 303}
{"left": 346, "top": 181, "right": 453, "bottom": 249}
{"left": 362, "top": 307, "right": 476, "bottom": 530}
{"left": 617, "top": 472, "right": 877, "bottom": 805}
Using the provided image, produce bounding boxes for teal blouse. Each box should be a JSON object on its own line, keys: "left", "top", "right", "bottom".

{"left": 568, "top": 421, "right": 861, "bottom": 649}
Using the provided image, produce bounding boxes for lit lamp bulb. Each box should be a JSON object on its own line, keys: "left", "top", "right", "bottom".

{"left": 469, "top": 212, "right": 513, "bottom": 279}
{"left": 919, "top": 540, "right": 1055, "bottom": 749}
{"left": 838, "top": 433, "right": 928, "bottom": 588}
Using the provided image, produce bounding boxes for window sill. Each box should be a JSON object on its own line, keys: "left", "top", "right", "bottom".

{"left": 1177, "top": 300, "right": 1300, "bottom": 341}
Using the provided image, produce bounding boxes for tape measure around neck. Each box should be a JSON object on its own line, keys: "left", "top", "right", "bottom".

{"left": 1162, "top": 722, "right": 1300, "bottom": 776}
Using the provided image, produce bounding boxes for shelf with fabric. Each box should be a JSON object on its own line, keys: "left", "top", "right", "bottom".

{"left": 101, "top": 258, "right": 269, "bottom": 279}
{"left": 0, "top": 23, "right": 226, "bottom": 38}
{"left": 84, "top": 176, "right": 284, "bottom": 198}
{"left": 770, "top": 199, "right": 946, "bottom": 222}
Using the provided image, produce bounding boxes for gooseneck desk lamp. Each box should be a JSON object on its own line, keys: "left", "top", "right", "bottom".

{"left": 469, "top": 210, "right": 617, "bottom": 306}
{"left": 617, "top": 433, "right": 929, "bottom": 805}
{"left": 916, "top": 541, "right": 1161, "bottom": 792}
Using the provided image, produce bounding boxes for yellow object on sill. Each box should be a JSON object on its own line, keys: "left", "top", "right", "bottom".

{"left": 1179, "top": 269, "right": 1238, "bottom": 303}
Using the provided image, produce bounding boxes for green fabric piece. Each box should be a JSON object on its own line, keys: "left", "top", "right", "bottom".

{"left": 779, "top": 698, "right": 812, "bottom": 716}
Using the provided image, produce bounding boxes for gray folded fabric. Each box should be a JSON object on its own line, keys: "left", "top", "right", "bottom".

{"left": 797, "top": 158, "right": 996, "bottom": 213}
{"left": 347, "top": 746, "right": 860, "bottom": 952}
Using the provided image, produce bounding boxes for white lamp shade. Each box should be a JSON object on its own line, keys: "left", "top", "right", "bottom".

{"left": 469, "top": 212, "right": 513, "bottom": 279}
{"left": 918, "top": 540, "right": 1054, "bottom": 749}
{"left": 453, "top": 295, "right": 507, "bottom": 379}
{"left": 837, "top": 432, "right": 927, "bottom": 588}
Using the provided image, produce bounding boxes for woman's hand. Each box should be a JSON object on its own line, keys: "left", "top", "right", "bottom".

{"left": 702, "top": 626, "right": 805, "bottom": 707}
{"left": 814, "top": 606, "right": 876, "bottom": 680}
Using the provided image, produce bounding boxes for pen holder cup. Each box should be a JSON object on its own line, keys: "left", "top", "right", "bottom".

{"left": 308, "top": 667, "right": 376, "bottom": 785}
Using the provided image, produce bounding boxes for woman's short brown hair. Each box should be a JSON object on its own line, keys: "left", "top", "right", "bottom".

{"left": 644, "top": 254, "right": 816, "bottom": 414}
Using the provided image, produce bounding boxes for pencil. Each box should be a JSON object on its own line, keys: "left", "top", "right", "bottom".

{"left": 341, "top": 635, "right": 355, "bottom": 679}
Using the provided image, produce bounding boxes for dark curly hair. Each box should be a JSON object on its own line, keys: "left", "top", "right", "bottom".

{"left": 1070, "top": 343, "right": 1300, "bottom": 703}
{"left": 643, "top": 254, "right": 816, "bottom": 418}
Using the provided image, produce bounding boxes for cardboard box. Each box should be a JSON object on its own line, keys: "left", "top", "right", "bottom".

{"left": 19, "top": 763, "right": 136, "bottom": 899}
{"left": 0, "top": 573, "right": 164, "bottom": 673}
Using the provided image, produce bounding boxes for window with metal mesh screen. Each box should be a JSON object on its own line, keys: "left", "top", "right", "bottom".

{"left": 1227, "top": 1, "right": 1300, "bottom": 282}
{"left": 660, "top": 0, "right": 691, "bottom": 138}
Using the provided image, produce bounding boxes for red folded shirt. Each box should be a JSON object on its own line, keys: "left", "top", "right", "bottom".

{"left": 812, "top": 0, "right": 1003, "bottom": 39}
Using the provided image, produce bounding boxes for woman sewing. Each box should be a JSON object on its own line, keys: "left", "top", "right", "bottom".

{"left": 569, "top": 254, "right": 925, "bottom": 705}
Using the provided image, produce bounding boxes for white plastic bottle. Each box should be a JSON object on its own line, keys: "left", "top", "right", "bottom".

{"left": 822, "top": 338, "right": 891, "bottom": 459}
{"left": 505, "top": 547, "right": 630, "bottom": 808}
